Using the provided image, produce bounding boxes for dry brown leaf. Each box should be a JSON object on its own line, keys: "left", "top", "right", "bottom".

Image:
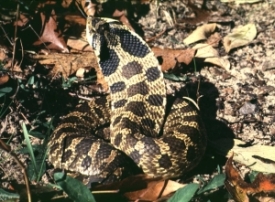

{"left": 14, "top": 14, "right": 30, "bottom": 27}
{"left": 152, "top": 47, "right": 195, "bottom": 71}
{"left": 67, "top": 38, "right": 94, "bottom": 52}
{"left": 194, "top": 43, "right": 218, "bottom": 58}
{"left": 33, "top": 51, "right": 109, "bottom": 91}
{"left": 225, "top": 155, "right": 275, "bottom": 202}
{"left": 0, "top": 75, "right": 9, "bottom": 86}
{"left": 76, "top": 67, "right": 87, "bottom": 78}
{"left": 223, "top": 23, "right": 257, "bottom": 53}
{"left": 93, "top": 175, "right": 185, "bottom": 201}
{"left": 207, "top": 32, "right": 222, "bottom": 48}
{"left": 63, "top": 13, "right": 93, "bottom": 51}
{"left": 61, "top": 0, "right": 74, "bottom": 8}
{"left": 64, "top": 14, "right": 86, "bottom": 26}
{"left": 193, "top": 43, "right": 230, "bottom": 70}
{"left": 0, "top": 48, "right": 22, "bottom": 74}
{"left": 32, "top": 10, "right": 68, "bottom": 52}
{"left": 206, "top": 56, "right": 230, "bottom": 71}
{"left": 33, "top": 51, "right": 96, "bottom": 77}
{"left": 0, "top": 49, "right": 7, "bottom": 61}
{"left": 183, "top": 23, "right": 217, "bottom": 45}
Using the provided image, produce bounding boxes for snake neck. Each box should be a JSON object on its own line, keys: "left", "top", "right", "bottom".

{"left": 88, "top": 17, "right": 167, "bottom": 138}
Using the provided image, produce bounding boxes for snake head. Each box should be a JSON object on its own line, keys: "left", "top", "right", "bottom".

{"left": 86, "top": 17, "right": 118, "bottom": 56}
{"left": 86, "top": 16, "right": 102, "bottom": 55}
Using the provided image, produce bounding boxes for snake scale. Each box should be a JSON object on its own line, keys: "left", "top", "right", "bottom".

{"left": 48, "top": 17, "right": 207, "bottom": 183}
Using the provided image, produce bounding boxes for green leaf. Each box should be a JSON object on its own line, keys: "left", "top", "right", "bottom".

{"left": 248, "top": 170, "right": 259, "bottom": 182}
{"left": 164, "top": 73, "right": 187, "bottom": 82}
{"left": 62, "top": 76, "right": 78, "bottom": 89}
{"left": 22, "top": 123, "right": 38, "bottom": 177}
{"left": 20, "top": 83, "right": 29, "bottom": 92}
{"left": 197, "top": 174, "right": 225, "bottom": 194}
{"left": 0, "top": 87, "right": 12, "bottom": 93}
{"left": 168, "top": 183, "right": 199, "bottom": 202}
{"left": 28, "top": 130, "right": 45, "bottom": 139}
{"left": 54, "top": 172, "right": 96, "bottom": 202}
{"left": 27, "top": 159, "right": 46, "bottom": 181}
{"left": 18, "top": 144, "right": 43, "bottom": 154}
{"left": 0, "top": 188, "right": 20, "bottom": 201}
{"left": 27, "top": 76, "right": 35, "bottom": 85}
{"left": 18, "top": 138, "right": 48, "bottom": 182}
{"left": 0, "top": 87, "right": 12, "bottom": 97}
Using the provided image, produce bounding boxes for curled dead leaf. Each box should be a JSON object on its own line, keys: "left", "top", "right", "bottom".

{"left": 223, "top": 23, "right": 257, "bottom": 53}
{"left": 183, "top": 23, "right": 217, "bottom": 45}
{"left": 225, "top": 155, "right": 275, "bottom": 202}
{"left": 194, "top": 43, "right": 218, "bottom": 58}
{"left": 193, "top": 43, "right": 230, "bottom": 70}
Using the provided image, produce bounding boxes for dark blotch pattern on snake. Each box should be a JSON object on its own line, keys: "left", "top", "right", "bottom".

{"left": 48, "top": 17, "right": 207, "bottom": 183}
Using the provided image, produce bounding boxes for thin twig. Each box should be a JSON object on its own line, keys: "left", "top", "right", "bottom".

{"left": 27, "top": 25, "right": 50, "bottom": 52}
{"left": 0, "top": 139, "right": 32, "bottom": 202}
{"left": 11, "top": 3, "right": 20, "bottom": 71}
{"left": 196, "top": 76, "right": 202, "bottom": 105}
{"left": 19, "top": 39, "right": 24, "bottom": 67}
{"left": 145, "top": 28, "right": 167, "bottom": 43}
{"left": 68, "top": 92, "right": 92, "bottom": 101}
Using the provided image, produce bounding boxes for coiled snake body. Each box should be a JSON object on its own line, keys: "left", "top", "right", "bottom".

{"left": 48, "top": 17, "right": 207, "bottom": 183}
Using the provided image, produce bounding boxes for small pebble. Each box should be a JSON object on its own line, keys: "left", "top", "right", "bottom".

{"left": 239, "top": 102, "right": 258, "bottom": 115}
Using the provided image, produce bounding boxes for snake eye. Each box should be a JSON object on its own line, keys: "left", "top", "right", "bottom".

{"left": 89, "top": 17, "right": 110, "bottom": 35}
{"left": 97, "top": 23, "right": 110, "bottom": 34}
